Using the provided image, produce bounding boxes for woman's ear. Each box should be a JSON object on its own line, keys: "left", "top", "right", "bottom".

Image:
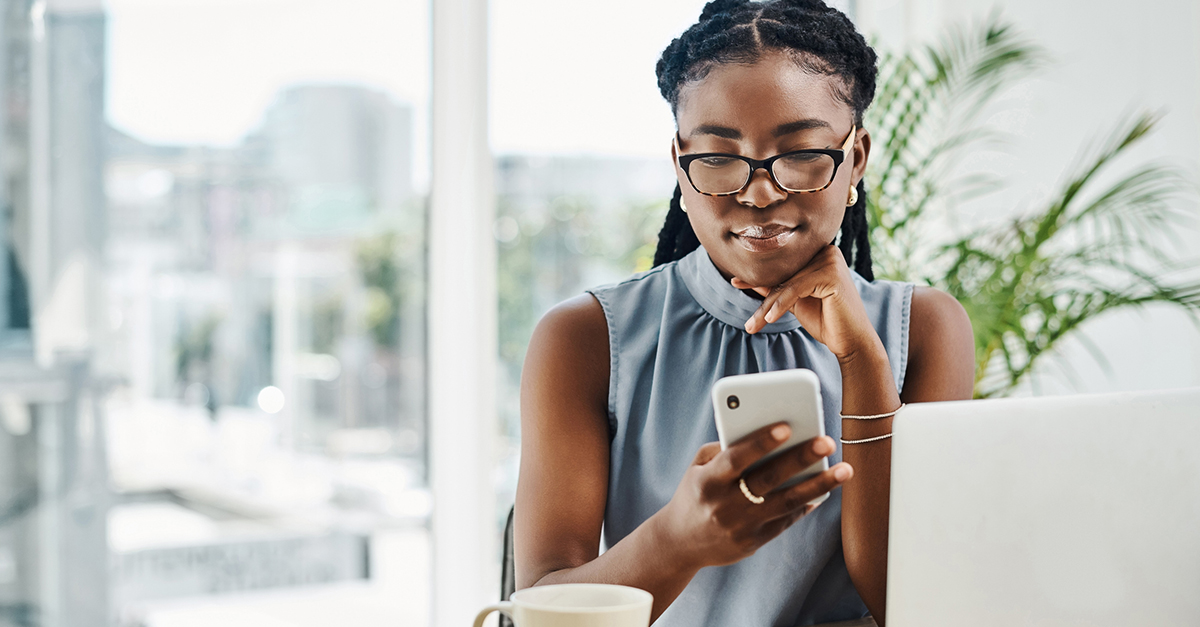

{"left": 850, "top": 128, "right": 872, "bottom": 186}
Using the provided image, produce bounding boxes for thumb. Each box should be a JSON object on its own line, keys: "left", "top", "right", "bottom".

{"left": 693, "top": 441, "right": 722, "bottom": 465}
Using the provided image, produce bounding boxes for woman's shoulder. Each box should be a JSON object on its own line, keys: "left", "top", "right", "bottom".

{"left": 533, "top": 293, "right": 608, "bottom": 349}
{"left": 904, "top": 285, "right": 975, "bottom": 398}
{"left": 525, "top": 293, "right": 611, "bottom": 420}
{"left": 909, "top": 285, "right": 970, "bottom": 329}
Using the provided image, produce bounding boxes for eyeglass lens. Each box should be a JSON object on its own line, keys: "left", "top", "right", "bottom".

{"left": 688, "top": 153, "right": 836, "bottom": 194}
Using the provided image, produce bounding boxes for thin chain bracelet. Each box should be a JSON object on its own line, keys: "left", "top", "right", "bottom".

{"left": 840, "top": 433, "right": 893, "bottom": 445}
{"left": 840, "top": 403, "right": 905, "bottom": 420}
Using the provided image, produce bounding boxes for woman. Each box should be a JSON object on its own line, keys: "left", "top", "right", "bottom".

{"left": 515, "top": 1, "right": 975, "bottom": 625}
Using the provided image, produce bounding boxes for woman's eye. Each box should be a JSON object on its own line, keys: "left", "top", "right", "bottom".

{"left": 780, "top": 152, "right": 822, "bottom": 164}
{"left": 696, "top": 156, "right": 738, "bottom": 168}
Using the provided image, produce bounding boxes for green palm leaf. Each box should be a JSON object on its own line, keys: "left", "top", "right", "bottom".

{"left": 866, "top": 17, "right": 1200, "bottom": 398}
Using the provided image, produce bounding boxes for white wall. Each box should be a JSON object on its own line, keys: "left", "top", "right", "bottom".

{"left": 859, "top": 0, "right": 1200, "bottom": 394}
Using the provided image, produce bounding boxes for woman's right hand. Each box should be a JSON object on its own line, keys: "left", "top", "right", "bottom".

{"left": 651, "top": 423, "right": 853, "bottom": 569}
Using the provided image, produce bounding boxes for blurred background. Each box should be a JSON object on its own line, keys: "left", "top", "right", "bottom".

{"left": 0, "top": 0, "right": 1196, "bottom": 626}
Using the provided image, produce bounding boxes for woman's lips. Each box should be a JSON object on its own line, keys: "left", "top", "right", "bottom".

{"left": 733, "top": 224, "right": 796, "bottom": 253}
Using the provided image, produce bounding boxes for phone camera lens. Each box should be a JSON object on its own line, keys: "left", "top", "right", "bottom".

{"left": 727, "top": 396, "right": 739, "bottom": 409}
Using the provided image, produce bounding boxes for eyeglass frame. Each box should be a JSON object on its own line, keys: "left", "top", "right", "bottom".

{"left": 673, "top": 123, "right": 857, "bottom": 197}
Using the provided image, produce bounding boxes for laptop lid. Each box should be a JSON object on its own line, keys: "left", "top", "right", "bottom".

{"left": 886, "top": 388, "right": 1200, "bottom": 626}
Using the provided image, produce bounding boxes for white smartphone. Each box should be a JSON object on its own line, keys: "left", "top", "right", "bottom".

{"left": 711, "top": 368, "right": 830, "bottom": 504}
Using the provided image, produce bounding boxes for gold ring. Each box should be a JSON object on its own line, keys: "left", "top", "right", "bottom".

{"left": 739, "top": 478, "right": 765, "bottom": 504}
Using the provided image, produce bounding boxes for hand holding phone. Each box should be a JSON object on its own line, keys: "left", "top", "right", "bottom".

{"left": 649, "top": 370, "right": 849, "bottom": 569}
{"left": 712, "top": 368, "right": 831, "bottom": 505}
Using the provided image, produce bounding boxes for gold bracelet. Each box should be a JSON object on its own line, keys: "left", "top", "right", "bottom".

{"left": 840, "top": 433, "right": 893, "bottom": 445}
{"left": 840, "top": 403, "right": 905, "bottom": 420}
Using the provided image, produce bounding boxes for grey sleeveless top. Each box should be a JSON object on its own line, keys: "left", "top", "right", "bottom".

{"left": 586, "top": 246, "right": 912, "bottom": 627}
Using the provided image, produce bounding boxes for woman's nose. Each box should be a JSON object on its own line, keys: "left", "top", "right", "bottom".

{"left": 736, "top": 168, "right": 788, "bottom": 208}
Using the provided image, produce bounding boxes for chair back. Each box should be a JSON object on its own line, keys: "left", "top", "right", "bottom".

{"left": 500, "top": 505, "right": 515, "bottom": 627}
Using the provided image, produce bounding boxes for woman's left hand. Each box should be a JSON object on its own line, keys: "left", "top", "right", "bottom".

{"left": 732, "top": 245, "right": 882, "bottom": 362}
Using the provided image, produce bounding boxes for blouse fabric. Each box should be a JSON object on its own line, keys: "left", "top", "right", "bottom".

{"left": 585, "top": 246, "right": 912, "bottom": 627}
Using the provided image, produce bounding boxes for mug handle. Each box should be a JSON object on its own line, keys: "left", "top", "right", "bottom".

{"left": 473, "top": 602, "right": 514, "bottom": 627}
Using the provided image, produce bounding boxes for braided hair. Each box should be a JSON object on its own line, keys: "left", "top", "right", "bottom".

{"left": 652, "top": 0, "right": 876, "bottom": 280}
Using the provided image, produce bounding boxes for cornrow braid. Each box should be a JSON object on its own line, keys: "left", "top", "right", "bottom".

{"left": 652, "top": 0, "right": 878, "bottom": 280}
{"left": 837, "top": 180, "right": 873, "bottom": 281}
{"left": 653, "top": 184, "right": 701, "bottom": 268}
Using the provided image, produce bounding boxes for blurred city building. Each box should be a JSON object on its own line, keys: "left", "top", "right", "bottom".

{"left": 104, "top": 83, "right": 424, "bottom": 450}
{"left": 0, "top": 1, "right": 110, "bottom": 627}
{"left": 0, "top": 0, "right": 682, "bottom": 621}
{"left": 0, "top": 0, "right": 674, "bottom": 621}
{"left": 2, "top": 0, "right": 433, "bottom": 624}
{"left": 101, "top": 82, "right": 429, "bottom": 624}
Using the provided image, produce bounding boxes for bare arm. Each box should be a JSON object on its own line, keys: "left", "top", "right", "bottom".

{"left": 737, "top": 248, "right": 976, "bottom": 625}
{"left": 839, "top": 286, "right": 975, "bottom": 624}
{"left": 515, "top": 294, "right": 698, "bottom": 619}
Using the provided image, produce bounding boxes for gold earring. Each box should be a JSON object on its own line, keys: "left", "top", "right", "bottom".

{"left": 846, "top": 186, "right": 858, "bottom": 207}
{"left": 680, "top": 197, "right": 688, "bottom": 213}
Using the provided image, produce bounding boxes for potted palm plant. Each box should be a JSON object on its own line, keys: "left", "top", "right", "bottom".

{"left": 864, "top": 15, "right": 1200, "bottom": 397}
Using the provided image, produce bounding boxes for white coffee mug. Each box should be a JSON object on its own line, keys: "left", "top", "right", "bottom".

{"left": 473, "top": 583, "right": 652, "bottom": 627}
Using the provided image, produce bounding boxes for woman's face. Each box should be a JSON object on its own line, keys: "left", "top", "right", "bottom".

{"left": 672, "top": 50, "right": 870, "bottom": 288}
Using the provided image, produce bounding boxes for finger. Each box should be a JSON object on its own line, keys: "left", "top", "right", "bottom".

{"left": 746, "top": 300, "right": 774, "bottom": 334}
{"left": 749, "top": 274, "right": 817, "bottom": 332}
{"left": 693, "top": 441, "right": 723, "bottom": 465}
{"left": 730, "top": 278, "right": 770, "bottom": 296}
{"left": 756, "top": 502, "right": 815, "bottom": 541}
{"left": 749, "top": 271, "right": 835, "bottom": 333}
{"left": 718, "top": 422, "right": 791, "bottom": 478}
{"left": 762, "top": 463, "right": 853, "bottom": 520}
{"left": 742, "top": 435, "right": 836, "bottom": 496}
{"left": 730, "top": 280, "right": 773, "bottom": 334}
{"left": 761, "top": 294, "right": 790, "bottom": 324}
{"left": 745, "top": 286, "right": 788, "bottom": 334}
{"left": 761, "top": 277, "right": 821, "bottom": 324}
{"left": 738, "top": 259, "right": 840, "bottom": 333}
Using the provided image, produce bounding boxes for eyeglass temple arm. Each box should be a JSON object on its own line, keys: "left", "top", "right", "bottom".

{"left": 842, "top": 124, "right": 857, "bottom": 154}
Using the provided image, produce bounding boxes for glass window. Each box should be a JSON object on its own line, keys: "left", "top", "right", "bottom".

{"left": 0, "top": 1, "right": 432, "bottom": 625}
{"left": 490, "top": 0, "right": 707, "bottom": 519}
{"left": 2, "top": 1, "right": 874, "bottom": 625}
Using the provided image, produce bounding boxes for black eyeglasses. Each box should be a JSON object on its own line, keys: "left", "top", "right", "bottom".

{"left": 674, "top": 124, "right": 856, "bottom": 196}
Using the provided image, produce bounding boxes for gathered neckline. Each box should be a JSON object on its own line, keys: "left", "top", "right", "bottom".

{"left": 677, "top": 247, "right": 802, "bottom": 334}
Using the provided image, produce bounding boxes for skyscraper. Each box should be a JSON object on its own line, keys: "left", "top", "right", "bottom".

{"left": 1, "top": 0, "right": 111, "bottom": 626}
{"left": 252, "top": 84, "right": 414, "bottom": 233}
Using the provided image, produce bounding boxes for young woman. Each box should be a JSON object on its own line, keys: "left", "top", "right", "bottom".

{"left": 515, "top": 1, "right": 975, "bottom": 625}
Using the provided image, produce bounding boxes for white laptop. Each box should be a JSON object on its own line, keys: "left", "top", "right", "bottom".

{"left": 886, "top": 388, "right": 1200, "bottom": 626}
